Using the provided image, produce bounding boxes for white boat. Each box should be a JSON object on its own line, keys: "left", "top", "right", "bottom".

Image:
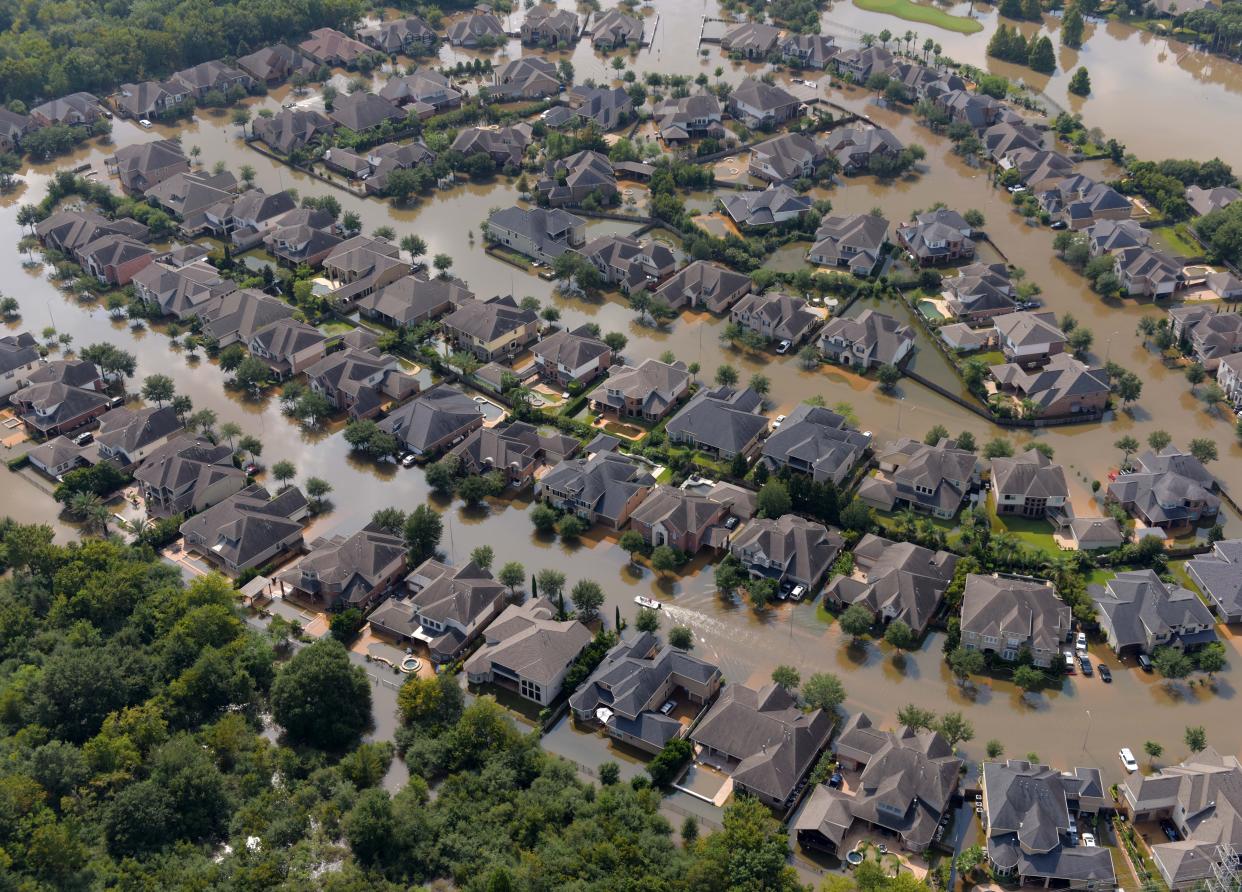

{"left": 634, "top": 596, "right": 661, "bottom": 610}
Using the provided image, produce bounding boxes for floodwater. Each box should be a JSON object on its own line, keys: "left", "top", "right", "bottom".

{"left": 4, "top": 1, "right": 1242, "bottom": 776}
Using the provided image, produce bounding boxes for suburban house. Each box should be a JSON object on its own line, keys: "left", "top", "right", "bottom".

{"left": 146, "top": 169, "right": 236, "bottom": 221}
{"left": 937, "top": 89, "right": 1009, "bottom": 130}
{"left": 29, "top": 92, "right": 105, "bottom": 128}
{"left": 237, "top": 44, "right": 317, "bottom": 84}
{"left": 807, "top": 214, "right": 890, "bottom": 275}
{"left": 452, "top": 123, "right": 533, "bottom": 168}
{"left": 200, "top": 289, "right": 293, "bottom": 348}
{"left": 728, "top": 77, "right": 802, "bottom": 127}
{"left": 960, "top": 574, "right": 1072, "bottom": 667}
{"left": 446, "top": 11, "right": 506, "bottom": 47}
{"left": 305, "top": 347, "right": 419, "bottom": 419}
{"left": 252, "top": 108, "right": 335, "bottom": 155}
{"left": 823, "top": 125, "right": 904, "bottom": 175}
{"left": 859, "top": 437, "right": 978, "bottom": 518}
{"left": 896, "top": 208, "right": 976, "bottom": 266}
{"left": 1113, "top": 245, "right": 1184, "bottom": 298}
{"left": 357, "top": 15, "right": 437, "bottom": 53}
{"left": 1058, "top": 516, "right": 1125, "bottom": 552}
{"left": 590, "top": 10, "right": 644, "bottom": 49}
{"left": 780, "top": 33, "right": 838, "bottom": 68}
{"left": 653, "top": 260, "right": 752, "bottom": 313}
{"left": 316, "top": 236, "right": 408, "bottom": 309}
{"left": 566, "top": 85, "right": 633, "bottom": 130}
{"left": 989, "top": 353, "right": 1110, "bottom": 418}
{"left": 982, "top": 759, "right": 1114, "bottom": 890}
{"left": 486, "top": 206, "right": 586, "bottom": 264}
{"left": 1124, "top": 749, "right": 1242, "bottom": 891}
{"left": 180, "top": 484, "right": 309, "bottom": 576}
{"left": 722, "top": 185, "right": 811, "bottom": 229}
{"left": 328, "top": 91, "right": 405, "bottom": 134}
{"left": 666, "top": 386, "right": 768, "bottom": 459}
{"left": 0, "top": 333, "right": 42, "bottom": 401}
{"left": 1086, "top": 219, "right": 1150, "bottom": 257}
{"left": 276, "top": 526, "right": 408, "bottom": 612}
{"left": 536, "top": 149, "right": 617, "bottom": 207}
{"left": 1168, "top": 305, "right": 1242, "bottom": 369}
{"left": 0, "top": 108, "right": 33, "bottom": 153}
{"left": 441, "top": 295, "right": 540, "bottom": 362}
{"left": 263, "top": 207, "right": 343, "bottom": 267}
{"left": 819, "top": 309, "right": 914, "bottom": 369}
{"left": 943, "top": 263, "right": 1017, "bottom": 324}
{"left": 797, "top": 714, "right": 961, "bottom": 854}
{"left": 448, "top": 420, "right": 578, "bottom": 487}
{"left": 994, "top": 311, "right": 1067, "bottom": 362}
{"left": 36, "top": 208, "right": 149, "bottom": 257}
{"left": 628, "top": 485, "right": 730, "bottom": 553}
{"left": 832, "top": 46, "right": 895, "bottom": 82}
{"left": 749, "top": 132, "right": 827, "bottom": 183}
{"left": 134, "top": 436, "right": 246, "bottom": 517}
{"left": 247, "top": 318, "right": 328, "bottom": 378}
{"left": 984, "top": 121, "right": 1043, "bottom": 163}
{"left": 114, "top": 79, "right": 192, "bottom": 120}
{"left": 464, "top": 598, "right": 593, "bottom": 705}
{"left": 530, "top": 325, "right": 612, "bottom": 387}
{"left": 298, "top": 27, "right": 371, "bottom": 66}
{"left": 492, "top": 57, "right": 562, "bottom": 100}
{"left": 691, "top": 682, "right": 834, "bottom": 810}
{"left": 1106, "top": 450, "right": 1220, "bottom": 534}
{"left": 27, "top": 437, "right": 92, "bottom": 478}
{"left": 825, "top": 534, "right": 958, "bottom": 637}
{"left": 106, "top": 138, "right": 190, "bottom": 195}
{"left": 587, "top": 358, "right": 690, "bottom": 422}
{"left": 379, "top": 70, "right": 461, "bottom": 115}
{"left": 537, "top": 451, "right": 655, "bottom": 528}
{"left": 1187, "top": 539, "right": 1242, "bottom": 622}
{"left": 521, "top": 6, "right": 579, "bottom": 47}
{"left": 568, "top": 631, "right": 722, "bottom": 753}
{"left": 730, "top": 291, "right": 819, "bottom": 346}
{"left": 655, "top": 94, "right": 724, "bottom": 143}
{"left": 731, "top": 514, "right": 844, "bottom": 592}
{"left": 1186, "top": 184, "right": 1242, "bottom": 217}
{"left": 721, "top": 22, "right": 781, "bottom": 58}
{"left": 760, "top": 403, "right": 871, "bottom": 485}
{"left": 93, "top": 405, "right": 183, "bottom": 468}
{"left": 132, "top": 259, "right": 236, "bottom": 319}
{"left": 10, "top": 360, "right": 110, "bottom": 436}
{"left": 580, "top": 235, "right": 676, "bottom": 293}
{"left": 367, "top": 558, "right": 507, "bottom": 664}
{"left": 378, "top": 384, "right": 485, "bottom": 456}
{"left": 77, "top": 234, "right": 156, "bottom": 286}
{"left": 1090, "top": 569, "right": 1217, "bottom": 657}
{"left": 991, "top": 449, "right": 1069, "bottom": 518}
{"left": 357, "top": 275, "right": 471, "bottom": 328}
{"left": 169, "top": 60, "right": 253, "bottom": 100}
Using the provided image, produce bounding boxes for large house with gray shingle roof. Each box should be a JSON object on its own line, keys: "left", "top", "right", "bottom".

{"left": 896, "top": 208, "right": 976, "bottom": 266}
{"left": 277, "top": 525, "right": 407, "bottom": 611}
{"left": 994, "top": 311, "right": 1066, "bottom": 362}
{"left": 655, "top": 93, "right": 724, "bottom": 143}
{"left": 797, "top": 713, "right": 961, "bottom": 853}
{"left": 237, "top": 44, "right": 317, "bottom": 84}
{"left": 1187, "top": 539, "right": 1242, "bottom": 622}
{"left": 106, "top": 138, "right": 190, "bottom": 195}
{"left": 537, "top": 450, "right": 655, "bottom": 529}
{"left": 653, "top": 260, "right": 751, "bottom": 313}
{"left": 860, "top": 437, "right": 977, "bottom": 518}
{"left": 580, "top": 235, "right": 676, "bottom": 293}
{"left": 807, "top": 214, "right": 890, "bottom": 275}
{"left": 521, "top": 6, "right": 580, "bottom": 47}
{"left": 94, "top": 405, "right": 183, "bottom": 467}
{"left": 569, "top": 631, "right": 722, "bottom": 753}
{"left": 135, "top": 435, "right": 246, "bottom": 517}
{"left": 0, "top": 333, "right": 42, "bottom": 401}
{"left": 628, "top": 485, "right": 730, "bottom": 554}
{"left": 722, "top": 185, "right": 811, "bottom": 229}
{"left": 452, "top": 123, "right": 532, "bottom": 168}
{"left": 306, "top": 347, "right": 419, "bottom": 419}
{"left": 991, "top": 449, "right": 1069, "bottom": 518}
{"left": 180, "top": 483, "right": 309, "bottom": 576}
{"left": 819, "top": 308, "right": 913, "bottom": 370}
{"left": 10, "top": 360, "right": 110, "bottom": 437}
{"left": 449, "top": 420, "right": 578, "bottom": 487}
{"left": 728, "top": 77, "right": 802, "bottom": 127}
{"left": 447, "top": 11, "right": 506, "bottom": 47}
{"left": 749, "top": 132, "right": 827, "bottom": 183}
{"left": 537, "top": 149, "right": 617, "bottom": 207}
{"left": 731, "top": 514, "right": 843, "bottom": 592}
{"left": 252, "top": 108, "right": 335, "bottom": 155}
{"left": 721, "top": 22, "right": 781, "bottom": 58}
{"left": 1106, "top": 448, "right": 1219, "bottom": 533}
{"left": 989, "top": 353, "right": 1110, "bottom": 418}
{"left": 358, "top": 15, "right": 437, "bottom": 53}
{"left": 1091, "top": 569, "right": 1217, "bottom": 657}
{"left": 465, "top": 598, "right": 593, "bottom": 705}
{"left": 530, "top": 325, "right": 612, "bottom": 386}
{"left": 1186, "top": 184, "right": 1241, "bottom": 217}
{"left": 441, "top": 295, "right": 540, "bottom": 361}
{"left": 486, "top": 205, "right": 586, "bottom": 264}
{"left": 943, "top": 262, "right": 1017, "bottom": 324}
{"left": 731, "top": 291, "right": 819, "bottom": 346}
{"left": 780, "top": 33, "right": 838, "bottom": 68}
{"left": 299, "top": 27, "right": 371, "bottom": 66}
{"left": 825, "top": 534, "right": 958, "bottom": 636}
{"left": 760, "top": 402, "right": 870, "bottom": 485}
{"left": 588, "top": 358, "right": 690, "bottom": 422}
{"left": 961, "top": 574, "right": 1071, "bottom": 667}
{"left": 492, "top": 56, "right": 562, "bottom": 100}
{"left": 982, "top": 759, "right": 1113, "bottom": 889}
{"left": 590, "top": 9, "right": 644, "bottom": 48}
{"left": 666, "top": 385, "right": 768, "bottom": 459}
{"left": 357, "top": 275, "right": 471, "bottom": 328}
{"left": 378, "top": 384, "right": 484, "bottom": 456}
{"left": 823, "top": 124, "right": 904, "bottom": 175}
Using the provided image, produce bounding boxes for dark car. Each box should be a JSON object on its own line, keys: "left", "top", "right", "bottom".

{"left": 1161, "top": 820, "right": 1180, "bottom": 842}
{"left": 1079, "top": 654, "right": 1093, "bottom": 676}
{"left": 1138, "top": 653, "right": 1153, "bottom": 672}
{"left": 829, "top": 772, "right": 843, "bottom": 789}
{"left": 1098, "top": 664, "right": 1112, "bottom": 683}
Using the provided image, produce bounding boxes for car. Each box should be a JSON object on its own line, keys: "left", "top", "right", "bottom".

{"left": 139, "top": 118, "right": 152, "bottom": 129}
{"left": 1161, "top": 820, "right": 1180, "bottom": 842}
{"left": 772, "top": 414, "right": 787, "bottom": 429}
{"left": 776, "top": 339, "right": 792, "bottom": 354}
{"left": 1081, "top": 833, "right": 1096, "bottom": 848}
{"left": 1068, "top": 816, "right": 1078, "bottom": 835}
{"left": 659, "top": 699, "right": 676, "bottom": 715}
{"left": 789, "top": 584, "right": 807, "bottom": 601}
{"left": 1050, "top": 219, "right": 1068, "bottom": 230}
{"left": 106, "top": 395, "right": 126, "bottom": 409}
{"left": 1098, "top": 664, "right": 1112, "bottom": 683}
{"left": 1008, "top": 184, "right": 1027, "bottom": 194}
{"left": 400, "top": 453, "right": 418, "bottom": 468}
{"left": 1079, "top": 655, "right": 1093, "bottom": 676}
{"left": 1138, "top": 653, "right": 1154, "bottom": 672}
{"left": 1064, "top": 651, "right": 1076, "bottom": 673}
{"left": 243, "top": 462, "right": 261, "bottom": 476}
{"left": 1119, "top": 747, "right": 1139, "bottom": 772}
{"left": 828, "top": 772, "right": 843, "bottom": 789}
{"left": 73, "top": 431, "right": 94, "bottom": 446}
{"left": 724, "top": 515, "right": 739, "bottom": 530}
{"left": 1075, "top": 631, "right": 1088, "bottom": 652}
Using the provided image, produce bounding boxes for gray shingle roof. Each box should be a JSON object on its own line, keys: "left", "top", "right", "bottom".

{"left": 666, "top": 386, "right": 768, "bottom": 456}
{"left": 464, "top": 597, "right": 592, "bottom": 686}
{"left": 990, "top": 449, "right": 1069, "bottom": 502}
{"left": 1091, "top": 569, "right": 1217, "bottom": 651}
{"left": 826, "top": 534, "right": 958, "bottom": 634}
{"left": 961, "top": 574, "right": 1070, "bottom": 653}
{"left": 730, "top": 514, "right": 843, "bottom": 589}
{"left": 760, "top": 402, "right": 870, "bottom": 484}
{"left": 377, "top": 384, "right": 483, "bottom": 454}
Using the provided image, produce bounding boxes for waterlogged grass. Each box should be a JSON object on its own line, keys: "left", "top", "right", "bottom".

{"left": 852, "top": 0, "right": 985, "bottom": 33}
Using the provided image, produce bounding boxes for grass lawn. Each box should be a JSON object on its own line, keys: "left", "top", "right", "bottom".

{"left": 986, "top": 495, "right": 1059, "bottom": 554}
{"left": 852, "top": 0, "right": 984, "bottom": 33}
{"left": 974, "top": 350, "right": 1006, "bottom": 366}
{"left": 318, "top": 320, "right": 355, "bottom": 335}
{"left": 1150, "top": 224, "right": 1201, "bottom": 258}
{"left": 1086, "top": 567, "right": 1115, "bottom": 587}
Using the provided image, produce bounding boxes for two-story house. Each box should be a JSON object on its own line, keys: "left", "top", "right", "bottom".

{"left": 960, "top": 574, "right": 1072, "bottom": 667}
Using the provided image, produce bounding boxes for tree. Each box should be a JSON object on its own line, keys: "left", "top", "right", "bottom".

{"left": 270, "top": 639, "right": 371, "bottom": 749}
{"left": 1062, "top": 3, "right": 1085, "bottom": 47}
{"left": 271, "top": 460, "right": 296, "bottom": 489}
{"left": 603, "top": 331, "right": 627, "bottom": 353}
{"left": 924, "top": 424, "right": 950, "bottom": 446}
{"left": 329, "top": 607, "right": 364, "bottom": 643}
{"left": 748, "top": 577, "right": 778, "bottom": 609}
{"left": 404, "top": 505, "right": 443, "bottom": 563}
{"left": 424, "top": 456, "right": 459, "bottom": 494}
{"left": 457, "top": 474, "right": 494, "bottom": 507}
{"left": 802, "top": 672, "right": 846, "bottom": 713}
{"left": 983, "top": 437, "right": 1014, "bottom": 459}
{"left": 986, "top": 739, "right": 1005, "bottom": 758}
{"left": 748, "top": 373, "right": 770, "bottom": 395}
{"left": 715, "top": 364, "right": 738, "bottom": 386}
{"left": 1148, "top": 429, "right": 1172, "bottom": 452}
{"left": 839, "top": 604, "right": 874, "bottom": 641}
{"left": 469, "top": 545, "right": 494, "bottom": 570}
{"left": 1115, "top": 435, "right": 1140, "bottom": 467}
{"left": 231, "top": 356, "right": 271, "bottom": 395}
{"left": 651, "top": 545, "right": 679, "bottom": 575}
{"left": 305, "top": 476, "right": 332, "bottom": 511}
{"left": 1068, "top": 67, "right": 1091, "bottom": 96}
{"left": 872, "top": 363, "right": 901, "bottom": 394}
{"left": 936, "top": 711, "right": 975, "bottom": 748}
{"left": 1185, "top": 725, "right": 1208, "bottom": 753}
{"left": 636, "top": 607, "right": 661, "bottom": 633}
{"left": 949, "top": 646, "right": 985, "bottom": 682}
{"left": 1186, "top": 361, "right": 1206, "bottom": 390}
{"left": 557, "top": 513, "right": 588, "bottom": 540}
{"left": 618, "top": 530, "right": 645, "bottom": 565}
{"left": 1144, "top": 739, "right": 1164, "bottom": 767}
{"left": 771, "top": 665, "right": 801, "bottom": 691}
{"left": 686, "top": 797, "right": 802, "bottom": 891}
{"left": 531, "top": 504, "right": 559, "bottom": 533}
{"left": 1115, "top": 371, "right": 1142, "bottom": 407}
{"left": 1154, "top": 647, "right": 1193, "bottom": 679}
{"left": 498, "top": 561, "right": 524, "bottom": 595}
{"left": 1197, "top": 642, "right": 1227, "bottom": 676}
{"left": 1013, "top": 665, "right": 1045, "bottom": 693}
{"left": 1067, "top": 327, "right": 1094, "bottom": 357}
{"left": 433, "top": 253, "right": 453, "bottom": 277}
{"left": 756, "top": 480, "right": 791, "bottom": 518}
{"left": 571, "top": 579, "right": 605, "bottom": 620}
{"left": 397, "top": 672, "right": 463, "bottom": 728}
{"left": 536, "top": 568, "right": 566, "bottom": 601}
{"left": 142, "top": 373, "right": 175, "bottom": 406}
{"left": 884, "top": 619, "right": 916, "bottom": 649}
{"left": 669, "top": 625, "right": 694, "bottom": 649}
{"left": 401, "top": 234, "right": 427, "bottom": 261}
{"left": 1189, "top": 437, "right": 1219, "bottom": 464}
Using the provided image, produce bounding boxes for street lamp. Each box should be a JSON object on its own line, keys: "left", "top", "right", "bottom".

{"left": 1081, "top": 708, "right": 1092, "bottom": 753}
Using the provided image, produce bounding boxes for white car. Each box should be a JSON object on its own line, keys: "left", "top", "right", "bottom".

{"left": 772, "top": 414, "right": 787, "bottom": 429}
{"left": 789, "top": 584, "right": 807, "bottom": 601}
{"left": 776, "top": 339, "right": 792, "bottom": 354}
{"left": 1119, "top": 748, "right": 1139, "bottom": 773}
{"left": 1081, "top": 833, "right": 1096, "bottom": 848}
{"left": 1076, "top": 632, "right": 1088, "bottom": 652}
{"left": 139, "top": 119, "right": 153, "bottom": 129}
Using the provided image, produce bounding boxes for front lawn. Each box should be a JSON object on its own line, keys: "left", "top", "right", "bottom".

{"left": 852, "top": 0, "right": 985, "bottom": 33}
{"left": 1150, "top": 224, "right": 1201, "bottom": 258}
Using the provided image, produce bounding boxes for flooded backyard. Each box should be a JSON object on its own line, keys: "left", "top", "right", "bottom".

{"left": 4, "top": 0, "right": 1242, "bottom": 778}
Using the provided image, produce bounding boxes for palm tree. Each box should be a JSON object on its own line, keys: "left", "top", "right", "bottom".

{"left": 219, "top": 421, "right": 243, "bottom": 450}
{"left": 923, "top": 38, "right": 935, "bottom": 62}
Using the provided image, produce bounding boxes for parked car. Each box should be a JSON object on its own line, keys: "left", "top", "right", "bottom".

{"left": 1081, "top": 833, "right": 1096, "bottom": 848}
{"left": 1138, "top": 653, "right": 1153, "bottom": 672}
{"left": 1119, "top": 747, "right": 1139, "bottom": 772}
{"left": 139, "top": 119, "right": 152, "bottom": 129}
{"left": 1075, "top": 631, "right": 1088, "bottom": 652}
{"left": 1098, "top": 664, "right": 1112, "bottom": 683}
{"left": 776, "top": 339, "right": 792, "bottom": 354}
{"left": 789, "top": 584, "right": 807, "bottom": 601}
{"left": 1050, "top": 219, "right": 1068, "bottom": 230}
{"left": 659, "top": 699, "right": 676, "bottom": 715}
{"left": 829, "top": 772, "right": 843, "bottom": 789}
{"left": 243, "top": 462, "right": 261, "bottom": 476}
{"left": 400, "top": 452, "right": 418, "bottom": 468}
{"left": 107, "top": 395, "right": 126, "bottom": 409}
{"left": 73, "top": 431, "right": 93, "bottom": 446}
{"left": 724, "top": 515, "right": 739, "bottom": 530}
{"left": 772, "top": 414, "right": 787, "bottom": 429}
{"left": 1161, "top": 820, "right": 1180, "bottom": 842}
{"left": 1064, "top": 651, "right": 1076, "bottom": 673}
{"left": 1079, "top": 654, "right": 1093, "bottom": 676}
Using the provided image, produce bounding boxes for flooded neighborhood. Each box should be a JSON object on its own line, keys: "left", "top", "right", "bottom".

{"left": 3, "top": 0, "right": 1242, "bottom": 888}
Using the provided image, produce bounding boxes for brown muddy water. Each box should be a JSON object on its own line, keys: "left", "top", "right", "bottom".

{"left": 4, "top": 2, "right": 1242, "bottom": 776}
